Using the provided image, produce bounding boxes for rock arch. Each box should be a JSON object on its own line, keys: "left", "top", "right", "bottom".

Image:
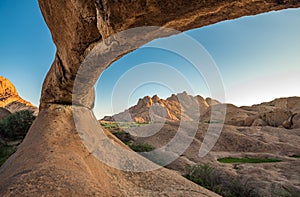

{"left": 39, "top": 0, "right": 300, "bottom": 109}
{"left": 0, "top": 0, "right": 299, "bottom": 195}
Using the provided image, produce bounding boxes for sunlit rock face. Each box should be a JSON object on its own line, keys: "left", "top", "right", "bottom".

{"left": 38, "top": 0, "right": 300, "bottom": 109}
{"left": 0, "top": 76, "right": 37, "bottom": 114}
{"left": 0, "top": 76, "right": 18, "bottom": 102}
{"left": 102, "top": 92, "right": 212, "bottom": 123}
{"left": 0, "top": 0, "right": 300, "bottom": 196}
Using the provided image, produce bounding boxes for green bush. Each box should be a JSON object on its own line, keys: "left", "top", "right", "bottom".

{"left": 289, "top": 155, "right": 300, "bottom": 158}
{"left": 112, "top": 131, "right": 133, "bottom": 144}
{"left": 100, "top": 122, "right": 119, "bottom": 129}
{"left": 184, "top": 163, "right": 258, "bottom": 197}
{"left": 129, "top": 143, "right": 155, "bottom": 152}
{"left": 205, "top": 120, "right": 222, "bottom": 124}
{"left": 217, "top": 157, "right": 282, "bottom": 164}
{"left": 109, "top": 130, "right": 154, "bottom": 153}
{"left": 0, "top": 143, "right": 16, "bottom": 166}
{"left": 101, "top": 121, "right": 149, "bottom": 130}
{"left": 184, "top": 164, "right": 221, "bottom": 191}
{"left": 0, "top": 110, "right": 36, "bottom": 140}
{"left": 103, "top": 123, "right": 154, "bottom": 152}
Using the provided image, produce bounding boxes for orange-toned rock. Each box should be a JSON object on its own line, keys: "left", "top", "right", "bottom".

{"left": 2, "top": 0, "right": 300, "bottom": 195}
{"left": 0, "top": 76, "right": 37, "bottom": 114}
{"left": 0, "top": 76, "right": 17, "bottom": 98}
{"left": 102, "top": 92, "right": 211, "bottom": 123}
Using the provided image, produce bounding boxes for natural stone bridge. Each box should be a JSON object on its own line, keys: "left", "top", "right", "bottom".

{"left": 0, "top": 0, "right": 299, "bottom": 196}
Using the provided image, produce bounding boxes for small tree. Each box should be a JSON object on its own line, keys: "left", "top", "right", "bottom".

{"left": 0, "top": 110, "right": 36, "bottom": 140}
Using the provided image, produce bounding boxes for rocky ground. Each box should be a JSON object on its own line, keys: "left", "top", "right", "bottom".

{"left": 1, "top": 83, "right": 299, "bottom": 196}
{"left": 0, "top": 105, "right": 219, "bottom": 196}
{"left": 2, "top": 0, "right": 300, "bottom": 195}
{"left": 102, "top": 94, "right": 300, "bottom": 196}
{"left": 124, "top": 122, "right": 300, "bottom": 196}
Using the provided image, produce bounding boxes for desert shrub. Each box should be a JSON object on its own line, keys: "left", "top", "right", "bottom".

{"left": 103, "top": 122, "right": 154, "bottom": 153}
{"left": 184, "top": 163, "right": 258, "bottom": 197}
{"left": 0, "top": 143, "right": 17, "bottom": 166}
{"left": 272, "top": 184, "right": 300, "bottom": 197}
{"left": 184, "top": 164, "right": 222, "bottom": 192}
{"left": 109, "top": 130, "right": 154, "bottom": 152}
{"left": 100, "top": 122, "right": 119, "bottom": 129}
{"left": 281, "top": 187, "right": 300, "bottom": 197}
{"left": 0, "top": 110, "right": 36, "bottom": 140}
{"left": 112, "top": 131, "right": 133, "bottom": 144}
{"left": 129, "top": 143, "right": 155, "bottom": 152}
{"left": 225, "top": 178, "right": 257, "bottom": 197}
{"left": 101, "top": 122, "right": 149, "bottom": 130}
{"left": 218, "top": 157, "right": 282, "bottom": 164}
{"left": 205, "top": 120, "right": 222, "bottom": 124}
{"left": 289, "top": 154, "right": 300, "bottom": 158}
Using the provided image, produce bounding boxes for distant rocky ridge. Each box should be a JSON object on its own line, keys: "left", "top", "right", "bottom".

{"left": 0, "top": 76, "right": 38, "bottom": 115}
{"left": 102, "top": 92, "right": 220, "bottom": 123}
{"left": 102, "top": 92, "right": 300, "bottom": 129}
{"left": 239, "top": 97, "right": 300, "bottom": 129}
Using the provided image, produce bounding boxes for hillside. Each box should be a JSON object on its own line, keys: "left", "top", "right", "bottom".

{"left": 0, "top": 76, "right": 38, "bottom": 115}
{"left": 102, "top": 92, "right": 300, "bottom": 129}
{"left": 100, "top": 94, "right": 300, "bottom": 196}
{"left": 102, "top": 92, "right": 220, "bottom": 123}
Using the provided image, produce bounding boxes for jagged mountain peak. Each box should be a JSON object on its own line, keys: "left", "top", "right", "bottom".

{"left": 0, "top": 76, "right": 18, "bottom": 99}
{"left": 0, "top": 76, "right": 37, "bottom": 114}
{"left": 102, "top": 92, "right": 215, "bottom": 123}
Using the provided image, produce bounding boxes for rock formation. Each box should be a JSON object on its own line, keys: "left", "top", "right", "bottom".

{"left": 128, "top": 119, "right": 300, "bottom": 196}
{"left": 37, "top": 0, "right": 300, "bottom": 109}
{"left": 0, "top": 76, "right": 30, "bottom": 107}
{"left": 202, "top": 98, "right": 300, "bottom": 129}
{"left": 102, "top": 92, "right": 212, "bottom": 123}
{"left": 242, "top": 97, "right": 300, "bottom": 129}
{"left": 0, "top": 76, "right": 38, "bottom": 115}
{"left": 103, "top": 92, "right": 300, "bottom": 129}
{"left": 0, "top": 105, "right": 218, "bottom": 196}
{"left": 1, "top": 0, "right": 300, "bottom": 196}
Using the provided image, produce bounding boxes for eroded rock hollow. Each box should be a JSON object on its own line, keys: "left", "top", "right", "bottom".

{"left": 0, "top": 0, "right": 300, "bottom": 195}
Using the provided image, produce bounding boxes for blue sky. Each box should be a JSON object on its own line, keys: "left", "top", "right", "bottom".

{"left": 0, "top": 0, "right": 55, "bottom": 104}
{"left": 0, "top": 1, "right": 299, "bottom": 118}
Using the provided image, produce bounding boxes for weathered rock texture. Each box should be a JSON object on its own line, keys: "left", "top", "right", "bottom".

{"left": 0, "top": 105, "right": 219, "bottom": 196}
{"left": 99, "top": 97, "right": 300, "bottom": 196}
{"left": 0, "top": 76, "right": 37, "bottom": 114}
{"left": 102, "top": 92, "right": 212, "bottom": 122}
{"left": 1, "top": 0, "right": 300, "bottom": 196}
{"left": 103, "top": 93, "right": 300, "bottom": 129}
{"left": 129, "top": 120, "right": 300, "bottom": 196}
{"left": 242, "top": 97, "right": 300, "bottom": 129}
{"left": 0, "top": 77, "right": 30, "bottom": 107}
{"left": 38, "top": 0, "right": 300, "bottom": 109}
{"left": 204, "top": 97, "right": 300, "bottom": 129}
